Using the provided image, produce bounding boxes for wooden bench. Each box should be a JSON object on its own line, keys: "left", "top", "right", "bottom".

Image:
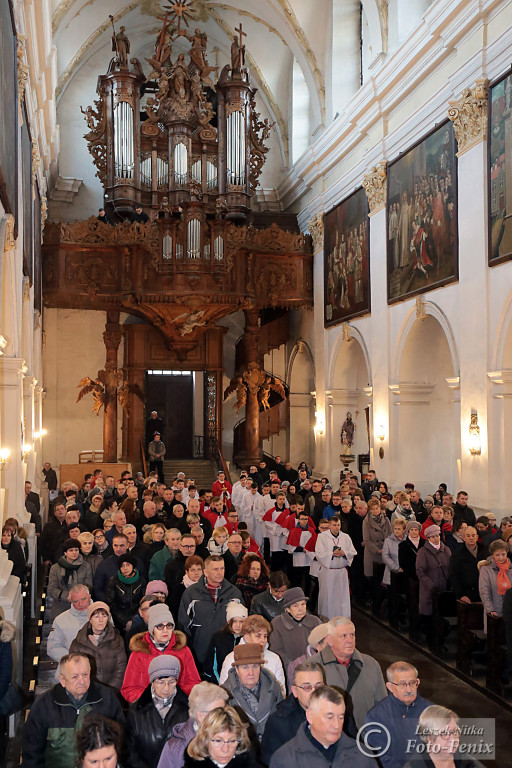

{"left": 431, "top": 590, "right": 458, "bottom": 656}
{"left": 456, "top": 600, "right": 484, "bottom": 674}
{"left": 486, "top": 614, "right": 506, "bottom": 695}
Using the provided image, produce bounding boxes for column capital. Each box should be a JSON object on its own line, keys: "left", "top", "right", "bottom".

{"left": 17, "top": 36, "right": 29, "bottom": 107}
{"left": 363, "top": 161, "right": 387, "bottom": 215}
{"left": 307, "top": 213, "right": 324, "bottom": 253}
{"left": 448, "top": 79, "right": 489, "bottom": 155}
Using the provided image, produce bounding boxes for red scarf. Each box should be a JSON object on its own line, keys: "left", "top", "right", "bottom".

{"left": 497, "top": 560, "right": 511, "bottom": 595}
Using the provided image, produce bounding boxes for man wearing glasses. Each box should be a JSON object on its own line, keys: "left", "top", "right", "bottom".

{"left": 164, "top": 534, "right": 197, "bottom": 594}
{"left": 365, "top": 661, "right": 432, "bottom": 767}
{"left": 261, "top": 660, "right": 324, "bottom": 764}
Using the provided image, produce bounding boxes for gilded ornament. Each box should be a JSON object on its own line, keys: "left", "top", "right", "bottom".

{"left": 363, "top": 161, "right": 387, "bottom": 214}
{"left": 307, "top": 213, "right": 324, "bottom": 253}
{"left": 4, "top": 217, "right": 16, "bottom": 251}
{"left": 32, "top": 140, "right": 41, "bottom": 182}
{"left": 17, "top": 36, "right": 29, "bottom": 105}
{"left": 447, "top": 79, "right": 489, "bottom": 155}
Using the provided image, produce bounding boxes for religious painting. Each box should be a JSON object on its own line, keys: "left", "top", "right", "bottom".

{"left": 489, "top": 69, "right": 512, "bottom": 265}
{"left": 387, "top": 122, "right": 458, "bottom": 303}
{"left": 324, "top": 187, "right": 370, "bottom": 328}
{"left": 0, "top": 0, "right": 18, "bottom": 231}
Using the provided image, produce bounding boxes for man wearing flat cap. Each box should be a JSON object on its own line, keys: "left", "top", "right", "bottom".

{"left": 223, "top": 642, "right": 283, "bottom": 742}
{"left": 126, "top": 654, "right": 189, "bottom": 768}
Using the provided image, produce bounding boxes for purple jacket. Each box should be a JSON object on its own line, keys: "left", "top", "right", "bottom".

{"left": 415, "top": 540, "right": 451, "bottom": 615}
{"left": 157, "top": 718, "right": 195, "bottom": 768}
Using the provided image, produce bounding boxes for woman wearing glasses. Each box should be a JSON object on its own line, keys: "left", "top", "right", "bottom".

{"left": 185, "top": 706, "right": 259, "bottom": 768}
{"left": 121, "top": 603, "right": 201, "bottom": 703}
{"left": 404, "top": 704, "right": 486, "bottom": 767}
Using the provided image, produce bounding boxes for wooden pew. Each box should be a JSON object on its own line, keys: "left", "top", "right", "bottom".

{"left": 432, "top": 590, "right": 458, "bottom": 656}
{"left": 486, "top": 614, "right": 506, "bottom": 695}
{"left": 456, "top": 600, "right": 484, "bottom": 674}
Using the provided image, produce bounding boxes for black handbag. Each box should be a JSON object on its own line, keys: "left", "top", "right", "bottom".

{"left": 0, "top": 682, "right": 28, "bottom": 717}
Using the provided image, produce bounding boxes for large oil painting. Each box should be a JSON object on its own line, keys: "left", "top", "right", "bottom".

{"left": 489, "top": 69, "right": 512, "bottom": 265}
{"left": 0, "top": 0, "right": 18, "bottom": 229}
{"left": 387, "top": 122, "right": 458, "bottom": 303}
{"left": 324, "top": 187, "right": 370, "bottom": 327}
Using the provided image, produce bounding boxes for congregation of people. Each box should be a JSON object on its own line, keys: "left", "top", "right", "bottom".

{"left": 12, "top": 457, "right": 503, "bottom": 768}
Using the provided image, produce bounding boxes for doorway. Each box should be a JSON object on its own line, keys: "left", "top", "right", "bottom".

{"left": 145, "top": 370, "right": 194, "bottom": 459}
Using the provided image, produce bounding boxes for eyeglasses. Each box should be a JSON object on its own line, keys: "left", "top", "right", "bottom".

{"left": 438, "top": 728, "right": 461, "bottom": 740}
{"left": 153, "top": 677, "right": 177, "bottom": 687}
{"left": 181, "top": 544, "right": 195, "bottom": 549}
{"left": 210, "top": 738, "right": 238, "bottom": 748}
{"left": 390, "top": 680, "right": 419, "bottom": 690}
{"left": 154, "top": 623, "right": 174, "bottom": 630}
{"left": 94, "top": 534, "right": 105, "bottom": 540}
{"left": 294, "top": 682, "right": 324, "bottom": 692}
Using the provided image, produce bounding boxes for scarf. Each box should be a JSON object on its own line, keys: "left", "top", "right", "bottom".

{"left": 57, "top": 555, "right": 83, "bottom": 585}
{"left": 183, "top": 573, "right": 196, "bottom": 588}
{"left": 408, "top": 536, "right": 420, "bottom": 548}
{"left": 239, "top": 679, "right": 261, "bottom": 716}
{"left": 118, "top": 568, "right": 139, "bottom": 584}
{"left": 497, "top": 560, "right": 511, "bottom": 595}
{"left": 151, "top": 686, "right": 175, "bottom": 719}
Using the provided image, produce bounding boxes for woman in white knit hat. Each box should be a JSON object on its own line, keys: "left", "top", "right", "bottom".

{"left": 203, "top": 601, "right": 249, "bottom": 682}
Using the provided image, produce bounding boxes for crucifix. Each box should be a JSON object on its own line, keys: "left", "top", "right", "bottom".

{"left": 235, "top": 22, "right": 247, "bottom": 48}
{"left": 155, "top": 11, "right": 170, "bottom": 60}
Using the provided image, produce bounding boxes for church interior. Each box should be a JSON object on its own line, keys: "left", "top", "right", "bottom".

{"left": 1, "top": 0, "right": 512, "bottom": 764}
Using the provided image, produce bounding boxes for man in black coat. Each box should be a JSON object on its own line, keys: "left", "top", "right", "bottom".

{"left": 222, "top": 533, "right": 244, "bottom": 581}
{"left": 453, "top": 490, "right": 476, "bottom": 527}
{"left": 361, "top": 470, "right": 378, "bottom": 502}
{"left": 42, "top": 462, "right": 58, "bottom": 492}
{"left": 93, "top": 534, "right": 145, "bottom": 602}
{"left": 40, "top": 501, "right": 68, "bottom": 565}
{"left": 448, "top": 526, "right": 486, "bottom": 603}
{"left": 164, "top": 533, "right": 197, "bottom": 595}
{"left": 261, "top": 660, "right": 324, "bottom": 764}
{"left": 146, "top": 410, "right": 164, "bottom": 444}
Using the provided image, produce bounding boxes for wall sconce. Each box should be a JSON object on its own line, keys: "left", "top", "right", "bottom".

{"left": 34, "top": 429, "right": 47, "bottom": 440}
{"left": 22, "top": 443, "right": 33, "bottom": 460}
{"left": 314, "top": 411, "right": 325, "bottom": 436}
{"left": 0, "top": 448, "right": 10, "bottom": 471}
{"left": 376, "top": 425, "right": 385, "bottom": 459}
{"left": 468, "top": 413, "right": 481, "bottom": 455}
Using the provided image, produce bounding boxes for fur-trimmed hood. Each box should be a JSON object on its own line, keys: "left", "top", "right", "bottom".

{"left": 0, "top": 620, "right": 15, "bottom": 643}
{"left": 129, "top": 629, "right": 187, "bottom": 654}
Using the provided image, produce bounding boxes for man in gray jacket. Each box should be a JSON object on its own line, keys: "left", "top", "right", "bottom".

{"left": 47, "top": 585, "right": 91, "bottom": 669}
{"left": 309, "top": 616, "right": 387, "bottom": 732}
{"left": 223, "top": 642, "right": 282, "bottom": 742}
{"left": 148, "top": 432, "right": 166, "bottom": 483}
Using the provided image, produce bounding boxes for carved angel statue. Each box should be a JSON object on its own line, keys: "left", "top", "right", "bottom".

{"left": 258, "top": 373, "right": 286, "bottom": 410}
{"left": 76, "top": 377, "right": 105, "bottom": 415}
{"left": 173, "top": 309, "right": 207, "bottom": 336}
{"left": 77, "top": 371, "right": 143, "bottom": 415}
{"left": 224, "top": 375, "right": 247, "bottom": 413}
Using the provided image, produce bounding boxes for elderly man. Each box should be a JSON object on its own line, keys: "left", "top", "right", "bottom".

{"left": 270, "top": 685, "right": 375, "bottom": 768}
{"left": 178, "top": 555, "right": 243, "bottom": 676}
{"left": 309, "top": 616, "right": 386, "bottom": 731}
{"left": 315, "top": 515, "right": 357, "bottom": 619}
{"left": 21, "top": 653, "right": 124, "bottom": 768}
{"left": 47, "top": 585, "right": 91, "bottom": 664}
{"left": 224, "top": 643, "right": 282, "bottom": 742}
{"left": 261, "top": 660, "right": 324, "bottom": 763}
{"left": 106, "top": 509, "right": 127, "bottom": 544}
{"left": 164, "top": 533, "right": 197, "bottom": 595}
{"left": 449, "top": 525, "right": 486, "bottom": 602}
{"left": 223, "top": 532, "right": 244, "bottom": 580}
{"left": 149, "top": 528, "right": 182, "bottom": 580}
{"left": 365, "top": 661, "right": 432, "bottom": 768}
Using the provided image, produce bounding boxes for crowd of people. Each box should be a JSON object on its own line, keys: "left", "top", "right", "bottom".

{"left": 15, "top": 458, "right": 503, "bottom": 768}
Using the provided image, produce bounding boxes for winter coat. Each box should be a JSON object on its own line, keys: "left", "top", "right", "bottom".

{"left": 184, "top": 751, "right": 261, "bottom": 768}
{"left": 382, "top": 534, "right": 405, "bottom": 586}
{"left": 219, "top": 638, "right": 286, "bottom": 695}
{"left": 260, "top": 694, "right": 306, "bottom": 765}
{"left": 448, "top": 544, "right": 486, "bottom": 602}
{"left": 249, "top": 590, "right": 285, "bottom": 622}
{"left": 178, "top": 576, "right": 244, "bottom": 667}
{"left": 47, "top": 605, "right": 90, "bottom": 662}
{"left": 40, "top": 518, "right": 68, "bottom": 563}
{"left": 149, "top": 547, "right": 176, "bottom": 581}
{"left": 415, "top": 541, "right": 451, "bottom": 615}
{"left": 69, "top": 621, "right": 127, "bottom": 689}
{"left": 478, "top": 558, "right": 512, "bottom": 616}
{"left": 2, "top": 538, "right": 26, "bottom": 580}
{"left": 156, "top": 717, "right": 195, "bottom": 768}
{"left": 235, "top": 576, "right": 269, "bottom": 610}
{"left": 82, "top": 551, "right": 104, "bottom": 578}
{"left": 225, "top": 665, "right": 283, "bottom": 740}
{"left": 121, "top": 630, "right": 201, "bottom": 703}
{"left": 126, "top": 684, "right": 189, "bottom": 768}
{"left": 20, "top": 681, "right": 124, "bottom": 768}
{"left": 164, "top": 553, "right": 189, "bottom": 596}
{"left": 47, "top": 556, "right": 93, "bottom": 618}
{"left": 106, "top": 571, "right": 147, "bottom": 631}
{"left": 362, "top": 514, "right": 392, "bottom": 577}
{"left": 308, "top": 645, "right": 387, "bottom": 729}
{"left": 93, "top": 554, "right": 145, "bottom": 602}
{"left": 203, "top": 626, "right": 241, "bottom": 682}
{"left": 453, "top": 503, "right": 476, "bottom": 527}
{"left": 398, "top": 537, "right": 424, "bottom": 580}
{"left": 365, "top": 692, "right": 432, "bottom": 768}
{"left": 0, "top": 620, "right": 14, "bottom": 703}
{"left": 269, "top": 722, "right": 375, "bottom": 768}
{"left": 269, "top": 611, "right": 322, "bottom": 670}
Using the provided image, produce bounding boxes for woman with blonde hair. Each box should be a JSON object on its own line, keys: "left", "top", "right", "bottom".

{"left": 185, "top": 706, "right": 257, "bottom": 768}
{"left": 78, "top": 531, "right": 103, "bottom": 576}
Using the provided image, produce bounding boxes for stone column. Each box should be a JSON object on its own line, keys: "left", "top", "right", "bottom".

{"left": 102, "top": 310, "right": 122, "bottom": 463}
{"left": 23, "top": 375, "right": 36, "bottom": 482}
{"left": 448, "top": 80, "right": 490, "bottom": 510}
{"left": 243, "top": 309, "right": 261, "bottom": 465}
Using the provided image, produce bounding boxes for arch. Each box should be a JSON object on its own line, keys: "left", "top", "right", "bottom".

{"left": 391, "top": 301, "right": 459, "bottom": 385}
{"left": 361, "top": 0, "right": 385, "bottom": 59}
{"left": 327, "top": 326, "right": 372, "bottom": 391}
{"left": 492, "top": 288, "right": 512, "bottom": 371}
{"left": 291, "top": 59, "right": 310, "bottom": 164}
{"left": 287, "top": 340, "right": 315, "bottom": 390}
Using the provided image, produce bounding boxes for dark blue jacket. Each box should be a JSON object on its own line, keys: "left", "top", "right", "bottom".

{"left": 365, "top": 692, "right": 432, "bottom": 768}
{"left": 261, "top": 694, "right": 306, "bottom": 765}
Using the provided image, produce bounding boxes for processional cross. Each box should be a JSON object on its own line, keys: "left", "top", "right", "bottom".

{"left": 235, "top": 22, "right": 247, "bottom": 48}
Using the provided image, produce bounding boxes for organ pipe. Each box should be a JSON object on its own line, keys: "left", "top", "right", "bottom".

{"left": 114, "top": 101, "right": 134, "bottom": 179}
{"left": 174, "top": 142, "right": 188, "bottom": 185}
{"left": 187, "top": 218, "right": 201, "bottom": 258}
{"left": 226, "top": 111, "right": 245, "bottom": 186}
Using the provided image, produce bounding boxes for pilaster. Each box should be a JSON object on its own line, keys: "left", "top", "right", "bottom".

{"left": 0, "top": 357, "right": 25, "bottom": 525}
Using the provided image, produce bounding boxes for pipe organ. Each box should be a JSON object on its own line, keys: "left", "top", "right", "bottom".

{"left": 82, "top": 1, "right": 272, "bottom": 235}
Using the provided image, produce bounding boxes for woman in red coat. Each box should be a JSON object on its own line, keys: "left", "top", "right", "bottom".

{"left": 121, "top": 603, "right": 200, "bottom": 703}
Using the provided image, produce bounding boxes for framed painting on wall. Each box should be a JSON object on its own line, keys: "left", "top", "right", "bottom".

{"left": 324, "top": 187, "right": 370, "bottom": 328}
{"left": 0, "top": 0, "right": 18, "bottom": 231}
{"left": 387, "top": 121, "right": 458, "bottom": 303}
{"left": 489, "top": 68, "right": 512, "bottom": 266}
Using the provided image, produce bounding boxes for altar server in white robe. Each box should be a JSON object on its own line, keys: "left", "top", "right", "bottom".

{"left": 239, "top": 481, "right": 265, "bottom": 546}
{"left": 315, "top": 514, "right": 357, "bottom": 620}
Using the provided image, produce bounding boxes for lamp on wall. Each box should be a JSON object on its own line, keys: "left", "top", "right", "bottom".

{"left": 468, "top": 412, "right": 481, "bottom": 455}
{"left": 22, "top": 443, "right": 33, "bottom": 460}
{"left": 0, "top": 448, "right": 10, "bottom": 471}
{"left": 314, "top": 411, "right": 325, "bottom": 436}
{"left": 34, "top": 429, "right": 47, "bottom": 440}
{"left": 376, "top": 425, "right": 385, "bottom": 459}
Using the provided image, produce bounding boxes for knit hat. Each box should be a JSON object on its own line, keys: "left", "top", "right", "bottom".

{"left": 117, "top": 553, "right": 136, "bottom": 569}
{"left": 424, "top": 495, "right": 435, "bottom": 504}
{"left": 425, "top": 524, "right": 441, "bottom": 538}
{"left": 406, "top": 520, "right": 422, "bottom": 532}
{"left": 232, "top": 643, "right": 264, "bottom": 666}
{"left": 308, "top": 622, "right": 330, "bottom": 648}
{"left": 148, "top": 603, "right": 175, "bottom": 634}
{"left": 226, "top": 601, "right": 248, "bottom": 623}
{"left": 371, "top": 491, "right": 382, "bottom": 499}
{"left": 281, "top": 481, "right": 290, "bottom": 488}
{"left": 62, "top": 538, "right": 80, "bottom": 552}
{"left": 283, "top": 587, "right": 308, "bottom": 610}
{"left": 148, "top": 655, "right": 181, "bottom": 682}
{"left": 405, "top": 483, "right": 415, "bottom": 490}
{"left": 87, "top": 601, "right": 110, "bottom": 620}
{"left": 146, "top": 580, "right": 169, "bottom": 597}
